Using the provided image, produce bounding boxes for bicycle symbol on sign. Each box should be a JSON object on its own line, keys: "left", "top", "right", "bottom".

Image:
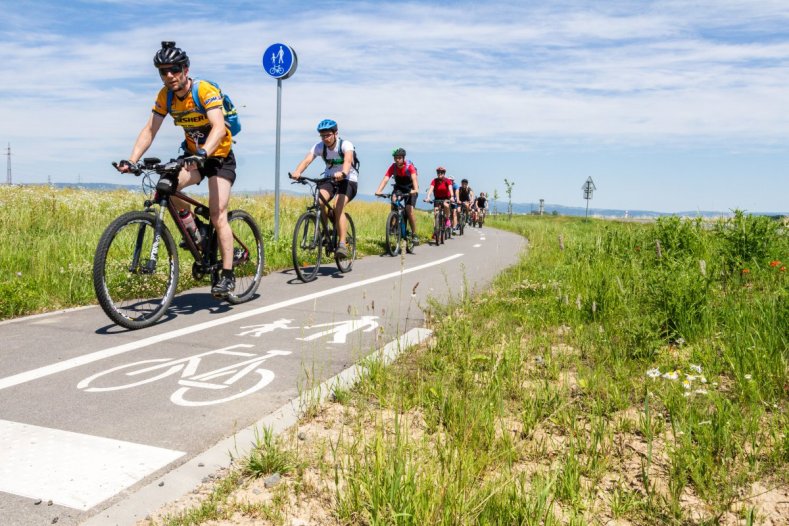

{"left": 77, "top": 345, "right": 291, "bottom": 407}
{"left": 269, "top": 65, "right": 284, "bottom": 76}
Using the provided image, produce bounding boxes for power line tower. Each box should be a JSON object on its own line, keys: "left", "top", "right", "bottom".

{"left": 582, "top": 176, "right": 596, "bottom": 219}
{"left": 5, "top": 143, "right": 11, "bottom": 185}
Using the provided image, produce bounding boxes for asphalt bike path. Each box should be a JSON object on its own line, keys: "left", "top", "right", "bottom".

{"left": 0, "top": 225, "right": 525, "bottom": 526}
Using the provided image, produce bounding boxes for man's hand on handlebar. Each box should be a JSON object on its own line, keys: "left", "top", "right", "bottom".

{"left": 288, "top": 171, "right": 301, "bottom": 181}
{"left": 183, "top": 150, "right": 206, "bottom": 170}
{"left": 115, "top": 160, "right": 133, "bottom": 173}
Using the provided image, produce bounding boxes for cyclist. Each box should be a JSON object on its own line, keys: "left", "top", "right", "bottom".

{"left": 374, "top": 147, "right": 419, "bottom": 243}
{"left": 290, "top": 119, "right": 359, "bottom": 259}
{"left": 445, "top": 173, "right": 460, "bottom": 231}
{"left": 457, "top": 178, "right": 475, "bottom": 227}
{"left": 475, "top": 192, "right": 489, "bottom": 224}
{"left": 115, "top": 41, "right": 237, "bottom": 298}
{"left": 424, "top": 166, "right": 454, "bottom": 239}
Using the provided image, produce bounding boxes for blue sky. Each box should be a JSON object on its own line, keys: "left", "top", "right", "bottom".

{"left": 2, "top": 0, "right": 788, "bottom": 214}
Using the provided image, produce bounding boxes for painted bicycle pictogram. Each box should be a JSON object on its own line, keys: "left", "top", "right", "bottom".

{"left": 77, "top": 345, "right": 291, "bottom": 407}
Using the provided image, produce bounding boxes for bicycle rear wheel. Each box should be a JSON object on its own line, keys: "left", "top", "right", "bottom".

{"left": 385, "top": 210, "right": 401, "bottom": 256}
{"left": 93, "top": 211, "right": 179, "bottom": 330}
{"left": 335, "top": 213, "right": 356, "bottom": 272}
{"left": 292, "top": 211, "right": 322, "bottom": 282}
{"left": 224, "top": 210, "right": 264, "bottom": 304}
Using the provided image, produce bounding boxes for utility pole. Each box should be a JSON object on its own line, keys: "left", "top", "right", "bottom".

{"left": 5, "top": 143, "right": 11, "bottom": 185}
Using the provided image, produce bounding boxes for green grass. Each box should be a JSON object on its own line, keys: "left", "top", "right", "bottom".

{"left": 210, "top": 212, "right": 784, "bottom": 525}
{"left": 4, "top": 186, "right": 787, "bottom": 524}
{"left": 0, "top": 185, "right": 435, "bottom": 319}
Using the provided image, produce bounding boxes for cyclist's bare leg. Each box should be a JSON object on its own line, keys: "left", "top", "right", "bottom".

{"left": 405, "top": 204, "right": 417, "bottom": 233}
{"left": 208, "top": 176, "right": 233, "bottom": 270}
{"left": 334, "top": 194, "right": 349, "bottom": 244}
{"left": 319, "top": 187, "right": 333, "bottom": 232}
{"left": 174, "top": 166, "right": 202, "bottom": 212}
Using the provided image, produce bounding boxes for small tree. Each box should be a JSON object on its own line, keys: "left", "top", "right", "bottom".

{"left": 503, "top": 178, "right": 515, "bottom": 219}
{"left": 493, "top": 189, "right": 499, "bottom": 215}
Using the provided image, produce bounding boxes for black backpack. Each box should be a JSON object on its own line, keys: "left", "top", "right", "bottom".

{"left": 322, "top": 138, "right": 360, "bottom": 172}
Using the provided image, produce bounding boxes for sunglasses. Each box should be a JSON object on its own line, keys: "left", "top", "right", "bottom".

{"left": 319, "top": 132, "right": 335, "bottom": 139}
{"left": 158, "top": 65, "right": 184, "bottom": 76}
{"left": 437, "top": 170, "right": 446, "bottom": 174}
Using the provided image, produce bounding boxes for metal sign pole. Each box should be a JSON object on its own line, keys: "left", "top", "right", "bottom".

{"left": 262, "top": 43, "right": 298, "bottom": 242}
{"left": 274, "top": 78, "right": 282, "bottom": 241}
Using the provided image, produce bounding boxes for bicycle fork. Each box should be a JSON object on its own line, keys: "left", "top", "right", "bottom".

{"left": 132, "top": 201, "right": 169, "bottom": 274}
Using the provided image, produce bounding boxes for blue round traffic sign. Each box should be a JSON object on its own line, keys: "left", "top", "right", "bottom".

{"left": 262, "top": 43, "right": 297, "bottom": 80}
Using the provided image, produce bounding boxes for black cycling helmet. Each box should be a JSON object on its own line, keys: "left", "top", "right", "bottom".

{"left": 461, "top": 178, "right": 468, "bottom": 184}
{"left": 153, "top": 41, "right": 190, "bottom": 68}
{"left": 392, "top": 148, "right": 406, "bottom": 158}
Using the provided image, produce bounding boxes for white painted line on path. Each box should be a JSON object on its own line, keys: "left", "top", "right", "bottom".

{"left": 0, "top": 254, "right": 462, "bottom": 391}
{"left": 473, "top": 244, "right": 482, "bottom": 248}
{"left": 0, "top": 419, "right": 184, "bottom": 510}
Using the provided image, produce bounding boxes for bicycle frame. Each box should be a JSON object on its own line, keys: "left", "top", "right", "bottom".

{"left": 295, "top": 176, "right": 339, "bottom": 252}
{"left": 146, "top": 176, "right": 252, "bottom": 274}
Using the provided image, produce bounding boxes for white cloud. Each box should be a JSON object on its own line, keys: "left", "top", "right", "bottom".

{"left": 1, "top": 0, "right": 787, "bottom": 211}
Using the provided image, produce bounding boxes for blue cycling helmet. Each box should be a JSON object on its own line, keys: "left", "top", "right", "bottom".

{"left": 317, "top": 119, "right": 338, "bottom": 132}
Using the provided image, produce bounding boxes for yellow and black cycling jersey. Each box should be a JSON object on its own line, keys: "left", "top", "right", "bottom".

{"left": 152, "top": 80, "right": 232, "bottom": 158}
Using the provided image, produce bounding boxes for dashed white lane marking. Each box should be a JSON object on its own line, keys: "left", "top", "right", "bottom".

{"left": 480, "top": 237, "right": 486, "bottom": 241}
{"left": 0, "top": 254, "right": 463, "bottom": 391}
{"left": 0, "top": 419, "right": 184, "bottom": 510}
{"left": 473, "top": 244, "right": 482, "bottom": 248}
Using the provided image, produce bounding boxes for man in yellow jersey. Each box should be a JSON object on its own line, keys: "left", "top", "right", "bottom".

{"left": 116, "top": 41, "right": 237, "bottom": 298}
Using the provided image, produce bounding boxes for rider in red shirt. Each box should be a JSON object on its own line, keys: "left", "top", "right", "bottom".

{"left": 424, "top": 166, "right": 455, "bottom": 229}
{"left": 375, "top": 147, "right": 419, "bottom": 242}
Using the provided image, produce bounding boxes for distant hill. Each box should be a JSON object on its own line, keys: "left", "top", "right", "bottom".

{"left": 22, "top": 183, "right": 786, "bottom": 218}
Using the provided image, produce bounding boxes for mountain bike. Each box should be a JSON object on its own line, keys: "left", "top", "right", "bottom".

{"left": 457, "top": 203, "right": 469, "bottom": 235}
{"left": 289, "top": 173, "right": 356, "bottom": 282}
{"left": 93, "top": 157, "right": 264, "bottom": 330}
{"left": 425, "top": 198, "right": 451, "bottom": 246}
{"left": 377, "top": 191, "right": 418, "bottom": 256}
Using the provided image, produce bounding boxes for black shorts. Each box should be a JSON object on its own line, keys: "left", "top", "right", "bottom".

{"left": 179, "top": 150, "right": 236, "bottom": 185}
{"left": 318, "top": 178, "right": 357, "bottom": 202}
{"left": 393, "top": 186, "right": 418, "bottom": 207}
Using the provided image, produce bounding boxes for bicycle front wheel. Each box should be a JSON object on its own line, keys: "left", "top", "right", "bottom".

{"left": 292, "top": 211, "right": 322, "bottom": 282}
{"left": 93, "top": 211, "right": 179, "bottom": 330}
{"left": 225, "top": 210, "right": 264, "bottom": 304}
{"left": 385, "top": 210, "right": 401, "bottom": 256}
{"left": 335, "top": 213, "right": 356, "bottom": 272}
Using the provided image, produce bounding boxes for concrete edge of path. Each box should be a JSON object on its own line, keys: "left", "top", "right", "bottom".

{"left": 81, "top": 327, "right": 433, "bottom": 526}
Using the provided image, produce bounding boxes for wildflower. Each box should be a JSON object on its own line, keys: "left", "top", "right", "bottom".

{"left": 744, "top": 374, "right": 752, "bottom": 381}
{"left": 663, "top": 370, "right": 680, "bottom": 381}
{"left": 646, "top": 368, "right": 661, "bottom": 379}
{"left": 700, "top": 376, "right": 707, "bottom": 384}
{"left": 769, "top": 260, "right": 781, "bottom": 267}
{"left": 682, "top": 379, "right": 692, "bottom": 390}
{"left": 15, "top": 272, "right": 22, "bottom": 277}
{"left": 694, "top": 389, "right": 708, "bottom": 395}
{"left": 690, "top": 364, "right": 702, "bottom": 374}
{"left": 781, "top": 266, "right": 786, "bottom": 272}
{"left": 741, "top": 268, "right": 750, "bottom": 274}
{"left": 676, "top": 337, "right": 686, "bottom": 347}
{"left": 685, "top": 375, "right": 697, "bottom": 382}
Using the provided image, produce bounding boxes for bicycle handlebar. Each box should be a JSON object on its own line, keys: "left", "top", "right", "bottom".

{"left": 114, "top": 156, "right": 204, "bottom": 177}
{"left": 288, "top": 172, "right": 339, "bottom": 185}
